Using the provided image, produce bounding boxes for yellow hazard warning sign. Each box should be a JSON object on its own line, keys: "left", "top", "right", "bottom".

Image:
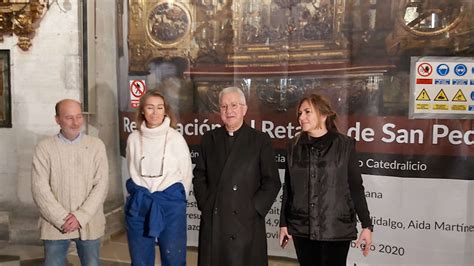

{"left": 433, "top": 104, "right": 449, "bottom": 110}
{"left": 451, "top": 89, "right": 467, "bottom": 102}
{"left": 416, "top": 103, "right": 430, "bottom": 110}
{"left": 416, "top": 89, "right": 430, "bottom": 101}
{"left": 451, "top": 105, "right": 467, "bottom": 111}
{"left": 434, "top": 89, "right": 448, "bottom": 101}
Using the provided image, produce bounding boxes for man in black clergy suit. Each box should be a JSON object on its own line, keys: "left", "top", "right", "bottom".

{"left": 193, "top": 86, "right": 281, "bottom": 266}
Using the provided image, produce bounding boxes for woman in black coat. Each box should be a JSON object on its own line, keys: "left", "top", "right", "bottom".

{"left": 279, "top": 93, "right": 373, "bottom": 266}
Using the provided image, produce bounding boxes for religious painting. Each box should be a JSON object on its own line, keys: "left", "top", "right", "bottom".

{"left": 0, "top": 50, "right": 11, "bottom": 128}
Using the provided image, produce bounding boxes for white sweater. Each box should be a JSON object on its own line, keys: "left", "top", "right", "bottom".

{"left": 126, "top": 117, "right": 192, "bottom": 198}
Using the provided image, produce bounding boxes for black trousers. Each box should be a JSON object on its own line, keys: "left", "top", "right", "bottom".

{"left": 293, "top": 236, "right": 350, "bottom": 266}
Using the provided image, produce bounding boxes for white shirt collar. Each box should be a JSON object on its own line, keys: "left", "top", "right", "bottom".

{"left": 57, "top": 131, "right": 83, "bottom": 144}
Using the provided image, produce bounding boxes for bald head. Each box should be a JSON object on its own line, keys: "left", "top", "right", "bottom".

{"left": 54, "top": 99, "right": 84, "bottom": 141}
{"left": 55, "top": 99, "right": 82, "bottom": 117}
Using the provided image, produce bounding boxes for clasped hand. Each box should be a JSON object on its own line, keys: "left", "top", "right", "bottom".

{"left": 61, "top": 213, "right": 81, "bottom": 233}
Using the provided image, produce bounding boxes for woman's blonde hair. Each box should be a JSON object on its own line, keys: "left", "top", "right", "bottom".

{"left": 136, "top": 89, "right": 177, "bottom": 130}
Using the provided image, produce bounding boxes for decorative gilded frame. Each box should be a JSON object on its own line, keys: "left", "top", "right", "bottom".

{"left": 229, "top": 0, "right": 349, "bottom": 66}
{"left": 0, "top": 0, "right": 45, "bottom": 51}
{"left": 128, "top": 0, "right": 194, "bottom": 74}
{"left": 145, "top": 1, "right": 192, "bottom": 47}
{"left": 396, "top": 0, "right": 467, "bottom": 37}
{"left": 386, "top": 0, "right": 473, "bottom": 56}
{"left": 0, "top": 50, "right": 11, "bottom": 128}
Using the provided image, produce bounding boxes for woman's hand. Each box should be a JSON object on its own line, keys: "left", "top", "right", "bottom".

{"left": 355, "top": 228, "right": 373, "bottom": 256}
{"left": 279, "top": 227, "right": 292, "bottom": 248}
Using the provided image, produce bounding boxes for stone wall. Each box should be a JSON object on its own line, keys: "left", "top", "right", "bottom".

{"left": 0, "top": 1, "right": 123, "bottom": 243}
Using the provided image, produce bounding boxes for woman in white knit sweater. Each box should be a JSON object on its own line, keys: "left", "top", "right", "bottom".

{"left": 125, "top": 89, "right": 192, "bottom": 266}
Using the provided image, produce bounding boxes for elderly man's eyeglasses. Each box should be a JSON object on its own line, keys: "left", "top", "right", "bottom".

{"left": 220, "top": 102, "right": 245, "bottom": 111}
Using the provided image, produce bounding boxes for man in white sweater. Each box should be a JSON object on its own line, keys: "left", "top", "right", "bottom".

{"left": 31, "top": 99, "right": 109, "bottom": 266}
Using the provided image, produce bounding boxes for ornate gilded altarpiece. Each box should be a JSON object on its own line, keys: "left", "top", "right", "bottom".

{"left": 126, "top": 0, "right": 473, "bottom": 116}
{"left": 127, "top": 0, "right": 393, "bottom": 118}
{"left": 128, "top": 0, "right": 350, "bottom": 73}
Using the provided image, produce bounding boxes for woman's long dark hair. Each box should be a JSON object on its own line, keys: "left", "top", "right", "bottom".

{"left": 296, "top": 93, "right": 339, "bottom": 132}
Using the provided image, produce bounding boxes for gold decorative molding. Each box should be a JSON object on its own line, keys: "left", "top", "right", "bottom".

{"left": 128, "top": 0, "right": 350, "bottom": 74}
{"left": 128, "top": 0, "right": 195, "bottom": 74}
{"left": 386, "top": 0, "right": 474, "bottom": 56}
{"left": 0, "top": 0, "right": 46, "bottom": 51}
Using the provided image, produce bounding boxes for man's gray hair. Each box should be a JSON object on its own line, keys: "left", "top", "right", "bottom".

{"left": 218, "top": 87, "right": 247, "bottom": 105}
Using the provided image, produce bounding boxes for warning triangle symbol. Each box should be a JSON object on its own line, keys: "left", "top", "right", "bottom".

{"left": 452, "top": 89, "right": 467, "bottom": 102}
{"left": 416, "top": 89, "right": 430, "bottom": 101}
{"left": 434, "top": 89, "right": 448, "bottom": 101}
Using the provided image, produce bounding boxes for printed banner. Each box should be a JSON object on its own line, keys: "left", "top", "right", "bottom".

{"left": 119, "top": 109, "right": 474, "bottom": 264}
